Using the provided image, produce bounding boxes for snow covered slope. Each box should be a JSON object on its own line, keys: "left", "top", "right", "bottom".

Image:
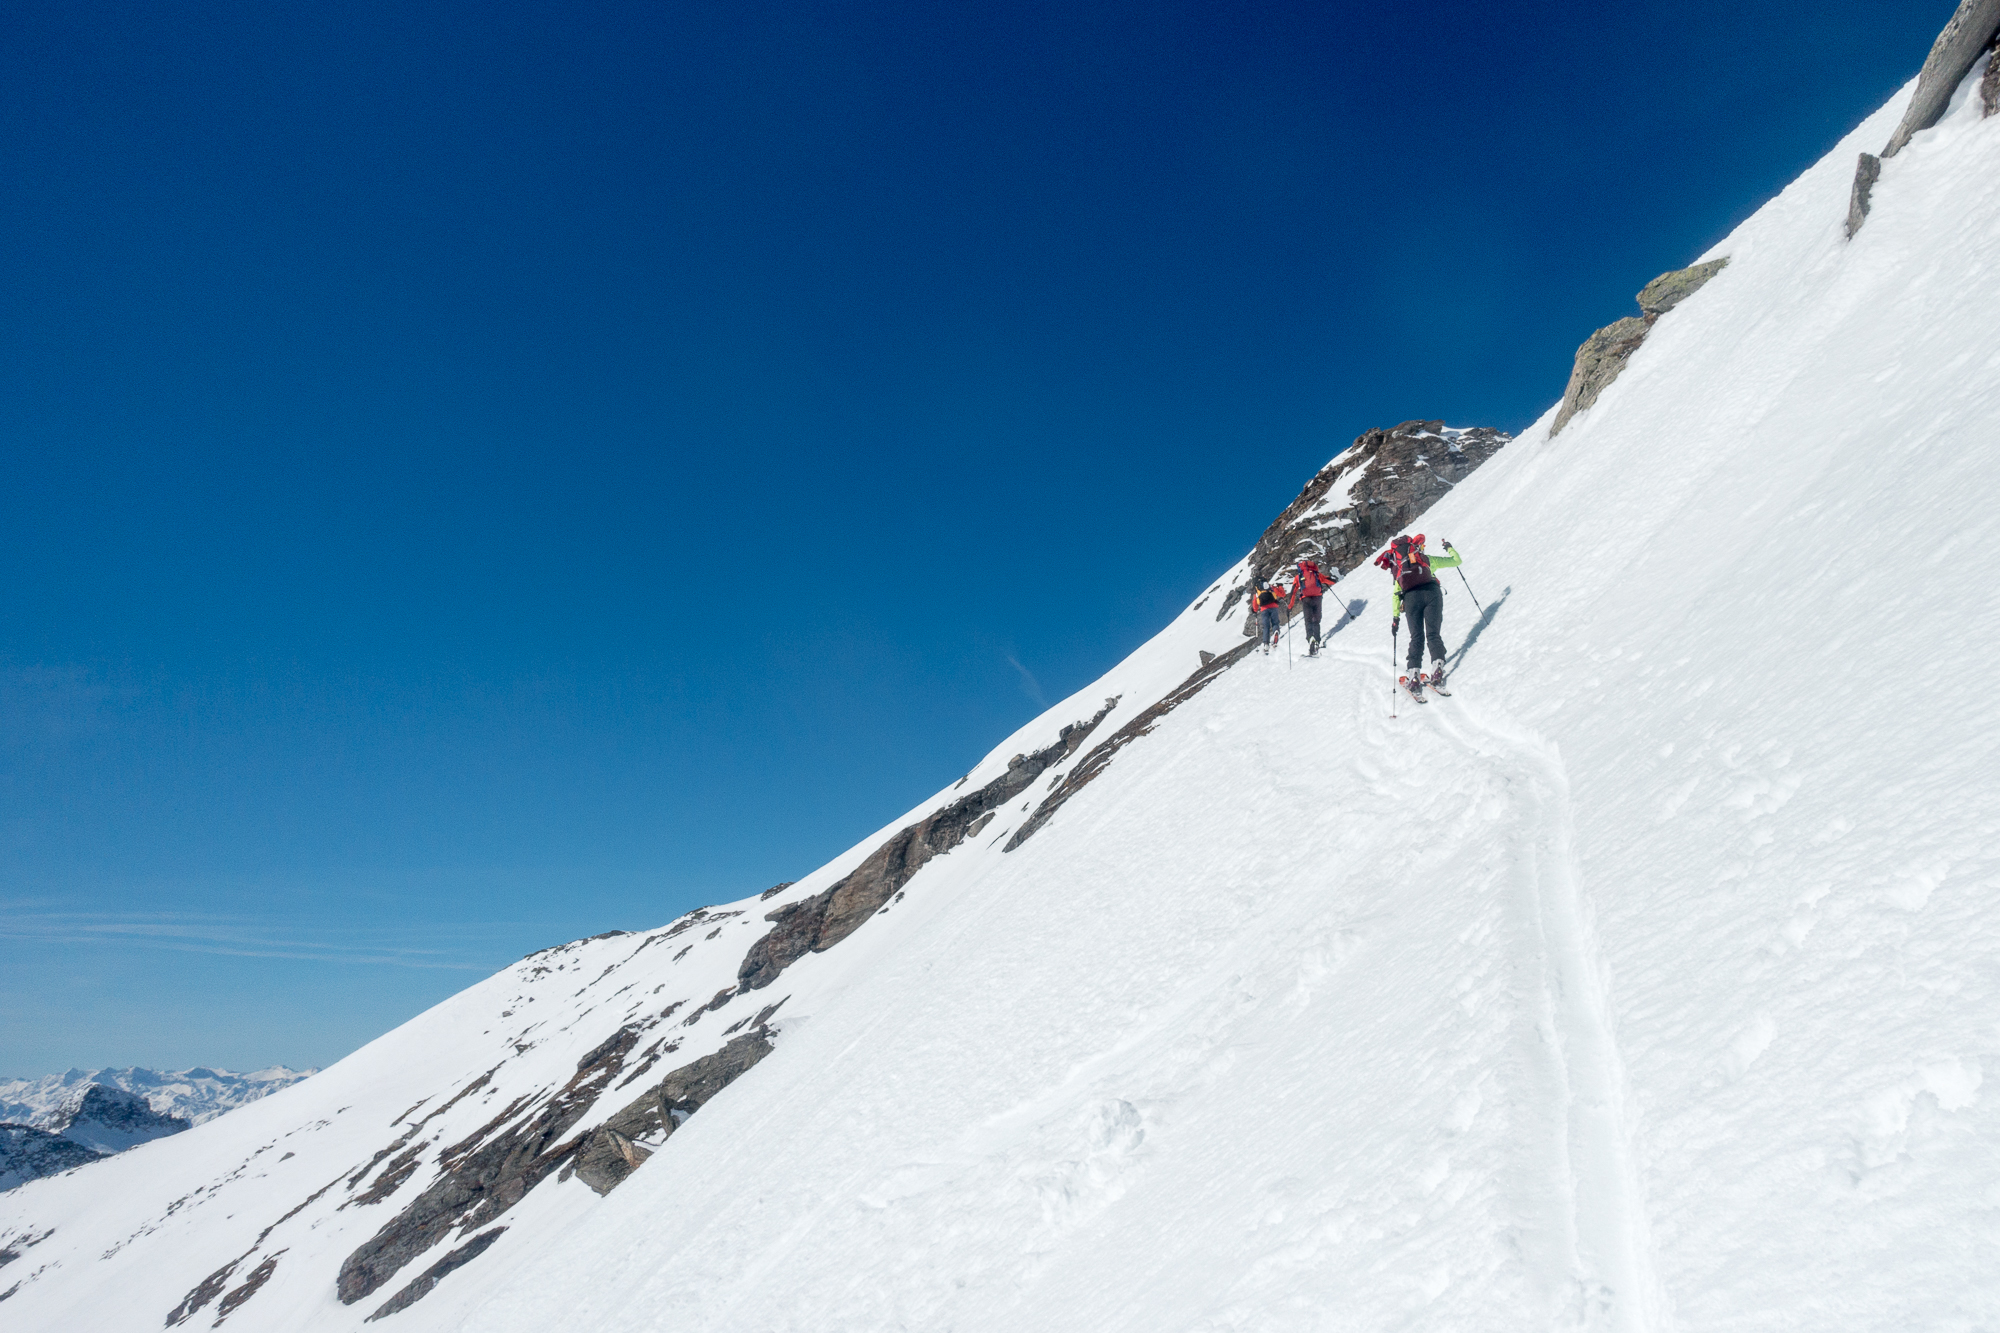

{"left": 5, "top": 52, "right": 1999, "bottom": 1333}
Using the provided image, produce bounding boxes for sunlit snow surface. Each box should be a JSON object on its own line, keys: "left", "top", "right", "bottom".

{"left": 5, "top": 64, "right": 2000, "bottom": 1333}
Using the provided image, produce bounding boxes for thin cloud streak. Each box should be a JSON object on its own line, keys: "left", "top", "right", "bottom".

{"left": 0, "top": 910, "right": 506, "bottom": 970}
{"left": 1004, "top": 654, "right": 1048, "bottom": 707}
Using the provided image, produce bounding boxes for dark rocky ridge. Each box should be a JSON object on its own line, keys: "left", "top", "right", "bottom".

{"left": 335, "top": 1022, "right": 778, "bottom": 1312}
{"left": 1550, "top": 258, "right": 1728, "bottom": 435}
{"left": 735, "top": 697, "right": 1122, "bottom": 993}
{"left": 0, "top": 1125, "right": 103, "bottom": 1192}
{"left": 334, "top": 1030, "right": 644, "bottom": 1305}
{"left": 1212, "top": 420, "right": 1510, "bottom": 633}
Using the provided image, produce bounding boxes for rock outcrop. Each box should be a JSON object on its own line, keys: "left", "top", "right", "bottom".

{"left": 1637, "top": 258, "right": 1730, "bottom": 316}
{"left": 571, "top": 1032, "right": 776, "bottom": 1195}
{"left": 364, "top": 1230, "right": 505, "bottom": 1323}
{"left": 1551, "top": 259, "right": 1729, "bottom": 435}
{"left": 735, "top": 697, "right": 1120, "bottom": 992}
{"left": 335, "top": 1030, "right": 643, "bottom": 1305}
{"left": 1883, "top": 0, "right": 2000, "bottom": 156}
{"left": 1985, "top": 35, "right": 2000, "bottom": 116}
{"left": 1847, "top": 153, "right": 1883, "bottom": 239}
{"left": 1211, "top": 420, "right": 1510, "bottom": 634}
{"left": 1848, "top": 0, "right": 2000, "bottom": 234}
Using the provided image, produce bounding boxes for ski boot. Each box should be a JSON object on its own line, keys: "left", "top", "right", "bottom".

{"left": 1426, "top": 663, "right": 1451, "bottom": 696}
{"left": 1401, "top": 672, "right": 1425, "bottom": 701}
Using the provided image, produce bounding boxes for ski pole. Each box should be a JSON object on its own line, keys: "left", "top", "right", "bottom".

{"left": 1390, "top": 618, "right": 1399, "bottom": 717}
{"left": 1445, "top": 543, "right": 1481, "bottom": 604}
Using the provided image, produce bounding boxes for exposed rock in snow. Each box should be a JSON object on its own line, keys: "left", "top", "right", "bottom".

{"left": 1985, "top": 40, "right": 1999, "bottom": 115}
{"left": 1847, "top": 151, "right": 1883, "bottom": 237}
{"left": 1849, "top": 0, "right": 2000, "bottom": 233}
{"left": 363, "top": 1230, "right": 505, "bottom": 1323}
{"left": 1881, "top": 0, "right": 2000, "bottom": 156}
{"left": 1551, "top": 258, "right": 1729, "bottom": 435}
{"left": 1636, "top": 256, "right": 1729, "bottom": 315}
{"left": 737, "top": 696, "right": 1121, "bottom": 992}
{"left": 572, "top": 1032, "right": 776, "bottom": 1196}
{"left": 1216, "top": 419, "right": 1510, "bottom": 632}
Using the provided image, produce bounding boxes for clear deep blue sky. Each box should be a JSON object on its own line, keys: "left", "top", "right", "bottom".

{"left": 0, "top": 0, "right": 1948, "bottom": 1074}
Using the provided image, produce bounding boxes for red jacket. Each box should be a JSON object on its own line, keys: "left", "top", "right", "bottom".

{"left": 1251, "top": 583, "right": 1288, "bottom": 613}
{"left": 1291, "top": 560, "right": 1335, "bottom": 599}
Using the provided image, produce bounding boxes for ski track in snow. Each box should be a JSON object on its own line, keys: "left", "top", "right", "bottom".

{"left": 1383, "top": 679, "right": 1667, "bottom": 1331}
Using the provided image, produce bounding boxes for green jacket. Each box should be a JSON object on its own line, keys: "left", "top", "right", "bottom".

{"left": 1390, "top": 547, "right": 1463, "bottom": 617}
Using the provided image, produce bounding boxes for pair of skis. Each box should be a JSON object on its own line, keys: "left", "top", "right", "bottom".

{"left": 1396, "top": 669, "right": 1451, "bottom": 706}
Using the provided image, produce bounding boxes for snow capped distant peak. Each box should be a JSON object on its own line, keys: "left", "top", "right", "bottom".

{"left": 0, "top": 1065, "right": 315, "bottom": 1131}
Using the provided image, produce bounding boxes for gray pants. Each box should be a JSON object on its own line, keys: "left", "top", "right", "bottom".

{"left": 1403, "top": 584, "right": 1445, "bottom": 669}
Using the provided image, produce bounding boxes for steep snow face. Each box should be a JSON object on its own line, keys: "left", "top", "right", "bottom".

{"left": 0, "top": 1066, "right": 315, "bottom": 1130}
{"left": 4, "top": 60, "right": 1999, "bottom": 1333}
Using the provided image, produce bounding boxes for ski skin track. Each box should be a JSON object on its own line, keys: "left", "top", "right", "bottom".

{"left": 1341, "top": 650, "right": 1669, "bottom": 1331}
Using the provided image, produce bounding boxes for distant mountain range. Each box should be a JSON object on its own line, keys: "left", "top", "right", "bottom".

{"left": 0, "top": 1066, "right": 314, "bottom": 1191}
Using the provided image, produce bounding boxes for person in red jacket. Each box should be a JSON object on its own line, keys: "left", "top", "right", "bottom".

{"left": 1288, "top": 557, "right": 1339, "bottom": 652}
{"left": 1249, "top": 576, "right": 1288, "bottom": 652}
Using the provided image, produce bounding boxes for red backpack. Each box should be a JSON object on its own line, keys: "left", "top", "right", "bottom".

{"left": 1294, "top": 559, "right": 1332, "bottom": 596}
{"left": 1373, "top": 535, "right": 1435, "bottom": 591}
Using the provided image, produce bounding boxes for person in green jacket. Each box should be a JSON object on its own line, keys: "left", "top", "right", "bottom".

{"left": 1380, "top": 535, "right": 1464, "bottom": 694}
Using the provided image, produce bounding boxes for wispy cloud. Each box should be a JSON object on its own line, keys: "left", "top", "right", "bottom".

{"left": 0, "top": 909, "right": 495, "bottom": 970}
{"left": 1004, "top": 654, "right": 1048, "bottom": 707}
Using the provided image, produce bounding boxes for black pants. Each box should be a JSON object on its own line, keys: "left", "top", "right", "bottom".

{"left": 1300, "top": 595, "right": 1322, "bottom": 641}
{"left": 1403, "top": 583, "right": 1445, "bottom": 669}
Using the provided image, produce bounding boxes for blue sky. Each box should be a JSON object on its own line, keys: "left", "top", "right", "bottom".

{"left": 0, "top": 0, "right": 1950, "bottom": 1074}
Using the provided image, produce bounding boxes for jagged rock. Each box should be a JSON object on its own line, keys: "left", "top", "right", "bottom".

{"left": 0, "top": 1124, "right": 104, "bottom": 1192}
{"left": 1214, "top": 420, "right": 1509, "bottom": 634}
{"left": 572, "top": 1032, "right": 775, "bottom": 1196}
{"left": 736, "top": 698, "right": 1121, "bottom": 992}
{"left": 1984, "top": 36, "right": 2000, "bottom": 115}
{"left": 1882, "top": 0, "right": 2000, "bottom": 156}
{"left": 365, "top": 1229, "right": 505, "bottom": 1322}
{"left": 1637, "top": 257, "right": 1729, "bottom": 315}
{"left": 1847, "top": 153, "right": 1882, "bottom": 239}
